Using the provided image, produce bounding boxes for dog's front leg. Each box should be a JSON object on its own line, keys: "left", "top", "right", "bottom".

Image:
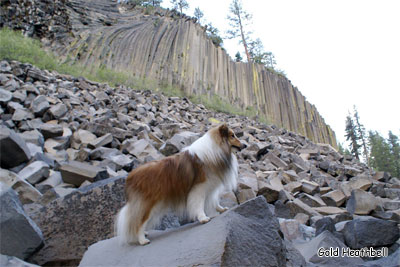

{"left": 188, "top": 183, "right": 210, "bottom": 224}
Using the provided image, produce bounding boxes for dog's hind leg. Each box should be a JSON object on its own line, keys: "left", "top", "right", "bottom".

{"left": 187, "top": 183, "right": 210, "bottom": 223}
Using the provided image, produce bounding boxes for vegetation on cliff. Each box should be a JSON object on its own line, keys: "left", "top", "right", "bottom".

{"left": 0, "top": 27, "right": 263, "bottom": 122}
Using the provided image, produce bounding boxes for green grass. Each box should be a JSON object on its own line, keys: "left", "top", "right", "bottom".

{"left": 0, "top": 28, "right": 264, "bottom": 123}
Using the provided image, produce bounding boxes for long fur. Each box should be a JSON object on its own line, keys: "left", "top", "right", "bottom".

{"left": 115, "top": 124, "right": 242, "bottom": 245}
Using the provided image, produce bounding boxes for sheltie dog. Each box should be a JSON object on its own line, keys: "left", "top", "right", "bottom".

{"left": 115, "top": 124, "right": 245, "bottom": 245}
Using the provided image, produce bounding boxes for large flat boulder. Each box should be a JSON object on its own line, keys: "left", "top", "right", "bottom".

{"left": 79, "top": 196, "right": 288, "bottom": 267}
{"left": 0, "top": 127, "right": 31, "bottom": 168}
{"left": 27, "top": 176, "right": 127, "bottom": 265}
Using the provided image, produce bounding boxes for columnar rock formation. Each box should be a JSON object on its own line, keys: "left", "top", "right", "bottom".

{"left": 0, "top": 0, "right": 337, "bottom": 146}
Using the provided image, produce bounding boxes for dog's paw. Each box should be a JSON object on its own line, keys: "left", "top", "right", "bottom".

{"left": 217, "top": 206, "right": 229, "bottom": 213}
{"left": 138, "top": 237, "right": 151, "bottom": 246}
{"left": 198, "top": 216, "right": 210, "bottom": 224}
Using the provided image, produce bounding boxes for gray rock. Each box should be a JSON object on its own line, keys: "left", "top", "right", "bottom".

{"left": 0, "top": 183, "right": 43, "bottom": 260}
{"left": 346, "top": 189, "right": 380, "bottom": 215}
{"left": 159, "top": 131, "right": 199, "bottom": 156}
{"left": 0, "top": 127, "right": 31, "bottom": 168}
{"left": 12, "top": 108, "right": 34, "bottom": 121}
{"left": 293, "top": 230, "right": 364, "bottom": 266}
{"left": 124, "top": 139, "right": 164, "bottom": 162}
{"left": 18, "top": 161, "right": 50, "bottom": 185}
{"left": 48, "top": 103, "right": 68, "bottom": 119}
{"left": 343, "top": 216, "right": 400, "bottom": 249}
{"left": 315, "top": 217, "right": 336, "bottom": 236}
{"left": 79, "top": 197, "right": 287, "bottom": 267}
{"left": 0, "top": 254, "right": 39, "bottom": 267}
{"left": 28, "top": 176, "right": 126, "bottom": 265}
{"left": 59, "top": 161, "right": 108, "bottom": 186}
{"left": 0, "top": 88, "right": 12, "bottom": 104}
{"left": 30, "top": 95, "right": 49, "bottom": 116}
{"left": 88, "top": 133, "right": 113, "bottom": 149}
{"left": 40, "top": 123, "right": 64, "bottom": 139}
{"left": 0, "top": 169, "right": 42, "bottom": 204}
{"left": 362, "top": 247, "right": 400, "bottom": 267}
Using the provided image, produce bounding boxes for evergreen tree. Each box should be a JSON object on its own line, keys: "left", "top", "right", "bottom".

{"left": 388, "top": 131, "right": 400, "bottom": 177}
{"left": 194, "top": 7, "right": 204, "bottom": 24}
{"left": 345, "top": 114, "right": 361, "bottom": 160}
{"left": 248, "top": 38, "right": 276, "bottom": 69}
{"left": 369, "top": 131, "right": 393, "bottom": 173}
{"left": 226, "top": 0, "right": 252, "bottom": 62}
{"left": 234, "top": 51, "right": 243, "bottom": 62}
{"left": 206, "top": 23, "right": 223, "bottom": 47}
{"left": 170, "top": 0, "right": 189, "bottom": 14}
{"left": 353, "top": 106, "right": 369, "bottom": 166}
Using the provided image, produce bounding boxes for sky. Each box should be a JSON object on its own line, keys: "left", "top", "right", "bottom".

{"left": 162, "top": 0, "right": 400, "bottom": 145}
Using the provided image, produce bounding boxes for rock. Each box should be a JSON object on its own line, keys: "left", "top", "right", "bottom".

{"left": 315, "top": 217, "right": 336, "bottom": 236}
{"left": 343, "top": 216, "right": 400, "bottom": 249}
{"left": 19, "top": 130, "right": 44, "bottom": 147}
{"left": 0, "top": 169, "right": 42, "bottom": 204}
{"left": 293, "top": 230, "right": 364, "bottom": 266}
{"left": 72, "top": 129, "right": 97, "bottom": 149}
{"left": 284, "top": 240, "right": 307, "bottom": 267}
{"left": 237, "top": 188, "right": 256, "bottom": 204}
{"left": 123, "top": 139, "right": 164, "bottom": 162}
{"left": 346, "top": 189, "right": 380, "bottom": 215}
{"left": 284, "top": 181, "right": 302, "bottom": 193}
{"left": 383, "top": 200, "right": 400, "bottom": 210}
{"left": 287, "top": 199, "right": 321, "bottom": 217}
{"left": 18, "top": 161, "right": 50, "bottom": 185}
{"left": 0, "top": 183, "right": 43, "bottom": 260}
{"left": 257, "top": 182, "right": 280, "bottom": 203}
{"left": 48, "top": 103, "right": 68, "bottom": 119}
{"left": 88, "top": 133, "right": 113, "bottom": 149}
{"left": 159, "top": 131, "right": 199, "bottom": 156}
{"left": 0, "top": 127, "right": 31, "bottom": 168}
{"left": 0, "top": 88, "right": 12, "bottom": 104}
{"left": 312, "top": 206, "right": 348, "bottom": 215}
{"left": 294, "top": 213, "right": 309, "bottom": 225}
{"left": 298, "top": 193, "right": 326, "bottom": 207}
{"left": 266, "top": 152, "right": 288, "bottom": 169}
{"left": 321, "top": 190, "right": 346, "bottom": 207}
{"left": 28, "top": 176, "right": 126, "bottom": 265}
{"left": 363, "top": 247, "right": 400, "bottom": 267}
{"left": 301, "top": 179, "right": 319, "bottom": 195}
{"left": 59, "top": 161, "right": 108, "bottom": 186}
{"left": 279, "top": 219, "right": 304, "bottom": 241}
{"left": 39, "top": 123, "right": 64, "bottom": 139}
{"left": 30, "top": 95, "right": 49, "bottom": 116}
{"left": 0, "top": 254, "right": 39, "bottom": 267}
{"left": 79, "top": 197, "right": 287, "bottom": 267}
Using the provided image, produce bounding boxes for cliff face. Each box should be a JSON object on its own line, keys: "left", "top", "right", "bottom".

{"left": 1, "top": 0, "right": 336, "bottom": 146}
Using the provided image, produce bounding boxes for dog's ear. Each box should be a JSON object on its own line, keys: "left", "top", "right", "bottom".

{"left": 218, "top": 123, "right": 229, "bottom": 138}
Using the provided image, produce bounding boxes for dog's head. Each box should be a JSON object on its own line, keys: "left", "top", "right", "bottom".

{"left": 216, "top": 124, "right": 246, "bottom": 152}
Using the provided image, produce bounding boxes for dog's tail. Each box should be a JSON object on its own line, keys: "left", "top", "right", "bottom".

{"left": 115, "top": 197, "right": 144, "bottom": 245}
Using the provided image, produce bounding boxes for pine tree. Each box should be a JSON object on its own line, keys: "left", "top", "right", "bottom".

{"left": 369, "top": 131, "right": 393, "bottom": 173}
{"left": 170, "top": 0, "right": 189, "bottom": 14}
{"left": 194, "top": 7, "right": 204, "bottom": 24}
{"left": 345, "top": 114, "right": 361, "bottom": 160}
{"left": 235, "top": 51, "right": 242, "bottom": 62}
{"left": 226, "top": 0, "right": 252, "bottom": 62}
{"left": 388, "top": 131, "right": 400, "bottom": 177}
{"left": 353, "top": 106, "right": 369, "bottom": 166}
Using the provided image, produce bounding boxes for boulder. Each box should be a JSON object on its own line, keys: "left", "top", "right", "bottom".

{"left": 28, "top": 176, "right": 127, "bottom": 265}
{"left": 266, "top": 152, "right": 288, "bottom": 169}
{"left": 0, "top": 183, "right": 43, "bottom": 260}
{"left": 159, "top": 131, "right": 199, "bottom": 156}
{"left": 123, "top": 139, "right": 164, "bottom": 162}
{"left": 0, "top": 254, "right": 39, "bottom": 267}
{"left": 293, "top": 230, "right": 364, "bottom": 266}
{"left": 315, "top": 217, "right": 336, "bottom": 236}
{"left": 0, "top": 127, "right": 31, "bottom": 168}
{"left": 0, "top": 169, "right": 42, "bottom": 204}
{"left": 39, "top": 123, "right": 64, "bottom": 139}
{"left": 346, "top": 189, "right": 380, "bottom": 215}
{"left": 301, "top": 179, "right": 319, "bottom": 195}
{"left": 321, "top": 190, "right": 346, "bottom": 207}
{"left": 59, "top": 161, "right": 108, "bottom": 186}
{"left": 79, "top": 197, "right": 287, "bottom": 267}
{"left": 18, "top": 161, "right": 50, "bottom": 185}
{"left": 343, "top": 216, "right": 400, "bottom": 249}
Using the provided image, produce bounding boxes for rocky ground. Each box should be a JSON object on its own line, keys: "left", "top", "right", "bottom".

{"left": 0, "top": 60, "right": 399, "bottom": 266}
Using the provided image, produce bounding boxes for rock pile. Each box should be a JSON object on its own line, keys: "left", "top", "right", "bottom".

{"left": 0, "top": 60, "right": 399, "bottom": 266}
